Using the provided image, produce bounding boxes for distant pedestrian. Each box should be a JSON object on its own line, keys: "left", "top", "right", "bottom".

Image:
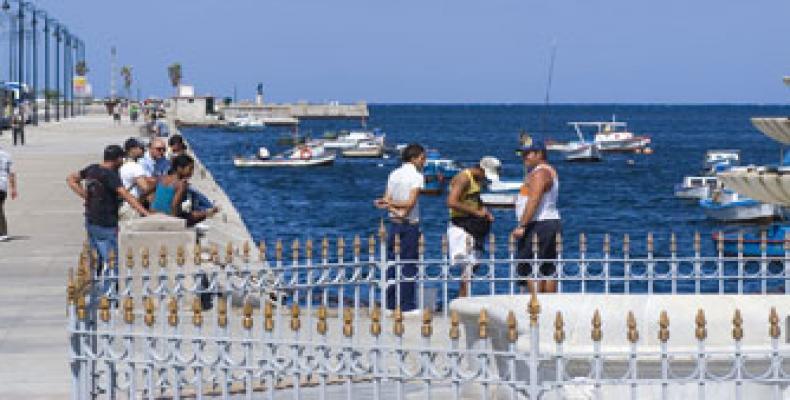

{"left": 67, "top": 145, "right": 150, "bottom": 290}
{"left": 129, "top": 103, "right": 139, "bottom": 124}
{"left": 374, "top": 143, "right": 426, "bottom": 313}
{"left": 168, "top": 134, "right": 188, "bottom": 158}
{"left": 446, "top": 157, "right": 497, "bottom": 297}
{"left": 512, "top": 139, "right": 561, "bottom": 293}
{"left": 112, "top": 104, "right": 121, "bottom": 125}
{"left": 140, "top": 138, "right": 171, "bottom": 177}
{"left": 0, "top": 144, "right": 17, "bottom": 241}
{"left": 11, "top": 108, "right": 24, "bottom": 146}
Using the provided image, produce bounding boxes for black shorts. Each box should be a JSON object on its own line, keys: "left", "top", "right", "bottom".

{"left": 516, "top": 219, "right": 561, "bottom": 281}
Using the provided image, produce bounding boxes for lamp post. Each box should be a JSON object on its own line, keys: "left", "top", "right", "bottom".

{"left": 54, "top": 23, "right": 59, "bottom": 121}
{"left": 17, "top": 1, "right": 23, "bottom": 87}
{"left": 43, "top": 16, "right": 50, "bottom": 122}
{"left": 30, "top": 7, "right": 39, "bottom": 124}
{"left": 63, "top": 29, "right": 69, "bottom": 118}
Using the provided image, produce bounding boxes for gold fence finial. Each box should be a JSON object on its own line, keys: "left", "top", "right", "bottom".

{"left": 243, "top": 241, "right": 251, "bottom": 262}
{"left": 591, "top": 310, "right": 602, "bottom": 342}
{"left": 508, "top": 232, "right": 516, "bottom": 253}
{"left": 264, "top": 301, "right": 274, "bottom": 332}
{"left": 99, "top": 296, "right": 111, "bottom": 322}
{"left": 394, "top": 234, "right": 401, "bottom": 255}
{"left": 556, "top": 232, "right": 563, "bottom": 253}
{"left": 488, "top": 233, "right": 496, "bottom": 255}
{"left": 554, "top": 311, "right": 565, "bottom": 343}
{"left": 623, "top": 233, "right": 630, "bottom": 253}
{"left": 717, "top": 231, "right": 724, "bottom": 253}
{"left": 627, "top": 311, "right": 638, "bottom": 343}
{"left": 306, "top": 238, "right": 313, "bottom": 259}
{"left": 193, "top": 243, "right": 202, "bottom": 266}
{"left": 579, "top": 232, "right": 587, "bottom": 253}
{"left": 603, "top": 233, "right": 610, "bottom": 253}
{"left": 211, "top": 243, "right": 219, "bottom": 264}
{"left": 393, "top": 307, "right": 404, "bottom": 337}
{"left": 531, "top": 232, "right": 539, "bottom": 254}
{"left": 168, "top": 297, "right": 179, "bottom": 327}
{"left": 694, "top": 231, "right": 701, "bottom": 253}
{"left": 695, "top": 309, "right": 707, "bottom": 340}
{"left": 479, "top": 308, "right": 489, "bottom": 339}
{"left": 732, "top": 309, "right": 743, "bottom": 341}
{"left": 343, "top": 308, "right": 354, "bottom": 337}
{"left": 290, "top": 303, "right": 301, "bottom": 332}
{"left": 77, "top": 295, "right": 87, "bottom": 320}
{"left": 670, "top": 232, "right": 677, "bottom": 253}
{"left": 275, "top": 239, "right": 283, "bottom": 262}
{"left": 258, "top": 241, "right": 266, "bottom": 262}
{"left": 317, "top": 305, "right": 328, "bottom": 335}
{"left": 441, "top": 234, "right": 448, "bottom": 255}
{"left": 126, "top": 247, "right": 134, "bottom": 269}
{"left": 192, "top": 298, "right": 203, "bottom": 327}
{"left": 418, "top": 233, "right": 425, "bottom": 257}
{"left": 659, "top": 310, "right": 669, "bottom": 342}
{"left": 291, "top": 239, "right": 300, "bottom": 262}
{"left": 144, "top": 297, "right": 155, "bottom": 327}
{"left": 770, "top": 307, "right": 781, "bottom": 339}
{"left": 242, "top": 300, "right": 253, "bottom": 330}
{"left": 368, "top": 234, "right": 376, "bottom": 257}
{"left": 647, "top": 232, "right": 654, "bottom": 254}
{"left": 450, "top": 310, "right": 460, "bottom": 339}
{"left": 370, "top": 306, "right": 381, "bottom": 337}
{"left": 354, "top": 235, "right": 361, "bottom": 258}
{"left": 124, "top": 297, "right": 134, "bottom": 324}
{"left": 337, "top": 237, "right": 345, "bottom": 260}
{"left": 218, "top": 298, "right": 228, "bottom": 328}
{"left": 528, "top": 290, "right": 540, "bottom": 326}
{"left": 507, "top": 311, "right": 518, "bottom": 343}
{"left": 107, "top": 248, "right": 116, "bottom": 269}
{"left": 737, "top": 230, "right": 744, "bottom": 254}
{"left": 91, "top": 249, "right": 99, "bottom": 269}
{"left": 176, "top": 246, "right": 186, "bottom": 267}
{"left": 379, "top": 219, "right": 386, "bottom": 240}
{"left": 67, "top": 268, "right": 75, "bottom": 306}
{"left": 158, "top": 245, "right": 167, "bottom": 268}
{"left": 321, "top": 236, "right": 329, "bottom": 259}
{"left": 421, "top": 308, "right": 433, "bottom": 338}
{"left": 225, "top": 241, "right": 234, "bottom": 264}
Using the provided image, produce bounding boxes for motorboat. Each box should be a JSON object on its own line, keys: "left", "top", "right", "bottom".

{"left": 560, "top": 122, "right": 603, "bottom": 162}
{"left": 323, "top": 130, "right": 385, "bottom": 150}
{"left": 699, "top": 189, "right": 780, "bottom": 222}
{"left": 711, "top": 224, "right": 790, "bottom": 257}
{"left": 341, "top": 140, "right": 384, "bottom": 158}
{"left": 227, "top": 114, "right": 266, "bottom": 130}
{"left": 481, "top": 193, "right": 518, "bottom": 208}
{"left": 422, "top": 149, "right": 463, "bottom": 194}
{"left": 589, "top": 118, "right": 651, "bottom": 152}
{"left": 233, "top": 144, "right": 335, "bottom": 167}
{"left": 478, "top": 157, "right": 522, "bottom": 208}
{"left": 703, "top": 149, "right": 739, "bottom": 174}
{"left": 674, "top": 176, "right": 718, "bottom": 200}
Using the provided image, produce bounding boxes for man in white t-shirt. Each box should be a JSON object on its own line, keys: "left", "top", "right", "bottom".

{"left": 118, "top": 137, "right": 152, "bottom": 220}
{"left": 374, "top": 143, "right": 426, "bottom": 313}
{"left": 0, "top": 145, "right": 17, "bottom": 241}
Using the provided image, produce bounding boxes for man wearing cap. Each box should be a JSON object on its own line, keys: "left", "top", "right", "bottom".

{"left": 446, "top": 158, "right": 496, "bottom": 296}
{"left": 512, "top": 139, "right": 561, "bottom": 293}
{"left": 67, "top": 145, "right": 151, "bottom": 285}
{"left": 119, "top": 137, "right": 154, "bottom": 220}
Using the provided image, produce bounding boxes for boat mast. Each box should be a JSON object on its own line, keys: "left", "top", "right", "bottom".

{"left": 540, "top": 39, "right": 558, "bottom": 134}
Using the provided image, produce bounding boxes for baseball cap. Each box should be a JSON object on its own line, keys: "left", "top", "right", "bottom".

{"left": 478, "top": 156, "right": 501, "bottom": 180}
{"left": 517, "top": 135, "right": 546, "bottom": 154}
{"left": 123, "top": 137, "right": 145, "bottom": 152}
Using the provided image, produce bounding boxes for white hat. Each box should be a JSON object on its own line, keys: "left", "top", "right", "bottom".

{"left": 478, "top": 156, "right": 501, "bottom": 180}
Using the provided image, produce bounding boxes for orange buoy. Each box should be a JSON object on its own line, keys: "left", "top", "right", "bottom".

{"left": 643, "top": 147, "right": 653, "bottom": 155}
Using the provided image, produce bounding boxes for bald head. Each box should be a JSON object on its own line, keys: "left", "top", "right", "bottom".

{"left": 149, "top": 138, "right": 167, "bottom": 160}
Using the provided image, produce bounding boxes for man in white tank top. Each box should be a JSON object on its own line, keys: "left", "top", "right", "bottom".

{"left": 512, "top": 140, "right": 561, "bottom": 294}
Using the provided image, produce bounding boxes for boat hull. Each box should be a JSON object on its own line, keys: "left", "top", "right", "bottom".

{"left": 233, "top": 155, "right": 335, "bottom": 167}
{"left": 564, "top": 144, "right": 602, "bottom": 162}
{"left": 700, "top": 200, "right": 779, "bottom": 222}
{"left": 341, "top": 148, "right": 384, "bottom": 158}
{"left": 596, "top": 137, "right": 651, "bottom": 152}
{"left": 481, "top": 193, "right": 516, "bottom": 208}
{"left": 674, "top": 185, "right": 711, "bottom": 200}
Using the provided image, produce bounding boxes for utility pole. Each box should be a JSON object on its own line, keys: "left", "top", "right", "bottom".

{"left": 31, "top": 9, "right": 38, "bottom": 124}
{"left": 54, "top": 23, "right": 59, "bottom": 121}
{"left": 110, "top": 46, "right": 116, "bottom": 101}
{"left": 43, "top": 16, "right": 49, "bottom": 121}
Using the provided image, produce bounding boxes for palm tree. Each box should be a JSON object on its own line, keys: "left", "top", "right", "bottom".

{"left": 120, "top": 65, "right": 132, "bottom": 99}
{"left": 75, "top": 61, "right": 88, "bottom": 77}
{"left": 167, "top": 63, "right": 182, "bottom": 94}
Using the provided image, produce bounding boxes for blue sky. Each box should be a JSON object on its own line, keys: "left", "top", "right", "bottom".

{"left": 20, "top": 0, "right": 790, "bottom": 103}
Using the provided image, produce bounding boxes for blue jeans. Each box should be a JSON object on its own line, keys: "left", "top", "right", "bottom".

{"left": 85, "top": 223, "right": 118, "bottom": 296}
{"left": 189, "top": 187, "right": 213, "bottom": 211}
{"left": 385, "top": 222, "right": 420, "bottom": 311}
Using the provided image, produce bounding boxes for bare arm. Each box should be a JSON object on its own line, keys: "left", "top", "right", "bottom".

{"left": 171, "top": 180, "right": 187, "bottom": 216}
{"left": 117, "top": 187, "right": 151, "bottom": 216}
{"left": 8, "top": 172, "right": 16, "bottom": 199}
{"left": 66, "top": 172, "right": 87, "bottom": 200}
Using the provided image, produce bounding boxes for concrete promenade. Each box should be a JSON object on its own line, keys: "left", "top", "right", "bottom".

{"left": 0, "top": 115, "right": 253, "bottom": 399}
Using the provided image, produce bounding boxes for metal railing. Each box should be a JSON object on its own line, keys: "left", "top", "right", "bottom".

{"left": 68, "top": 228, "right": 790, "bottom": 399}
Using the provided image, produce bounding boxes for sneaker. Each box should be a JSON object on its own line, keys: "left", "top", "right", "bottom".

{"left": 0, "top": 236, "right": 8, "bottom": 242}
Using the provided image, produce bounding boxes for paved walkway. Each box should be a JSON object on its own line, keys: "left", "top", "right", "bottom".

{"left": 0, "top": 115, "right": 253, "bottom": 399}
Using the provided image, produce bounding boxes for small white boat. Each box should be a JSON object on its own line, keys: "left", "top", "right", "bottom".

{"left": 233, "top": 145, "right": 335, "bottom": 167}
{"left": 341, "top": 140, "right": 384, "bottom": 158}
{"left": 479, "top": 157, "right": 522, "bottom": 208}
{"left": 323, "top": 131, "right": 385, "bottom": 149}
{"left": 227, "top": 114, "right": 266, "bottom": 130}
{"left": 561, "top": 122, "right": 603, "bottom": 162}
{"left": 703, "top": 149, "right": 740, "bottom": 173}
{"left": 589, "top": 118, "right": 651, "bottom": 152}
{"left": 481, "top": 192, "right": 517, "bottom": 208}
{"left": 699, "top": 189, "right": 780, "bottom": 222}
{"left": 674, "top": 176, "right": 718, "bottom": 200}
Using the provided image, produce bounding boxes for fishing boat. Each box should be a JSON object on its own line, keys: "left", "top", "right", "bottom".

{"left": 341, "top": 140, "right": 384, "bottom": 158}
{"left": 323, "top": 130, "right": 385, "bottom": 150}
{"left": 711, "top": 224, "right": 790, "bottom": 257}
{"left": 699, "top": 189, "right": 780, "bottom": 222}
{"left": 561, "top": 122, "right": 603, "bottom": 162}
{"left": 227, "top": 114, "right": 266, "bottom": 131}
{"left": 233, "top": 144, "right": 335, "bottom": 167}
{"left": 590, "top": 118, "right": 651, "bottom": 152}
{"left": 674, "top": 176, "right": 718, "bottom": 200}
{"left": 703, "top": 149, "right": 740, "bottom": 174}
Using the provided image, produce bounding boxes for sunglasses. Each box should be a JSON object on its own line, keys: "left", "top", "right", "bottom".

{"left": 153, "top": 147, "right": 166, "bottom": 151}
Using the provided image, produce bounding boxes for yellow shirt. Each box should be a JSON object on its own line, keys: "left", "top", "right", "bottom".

{"left": 449, "top": 169, "right": 482, "bottom": 218}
